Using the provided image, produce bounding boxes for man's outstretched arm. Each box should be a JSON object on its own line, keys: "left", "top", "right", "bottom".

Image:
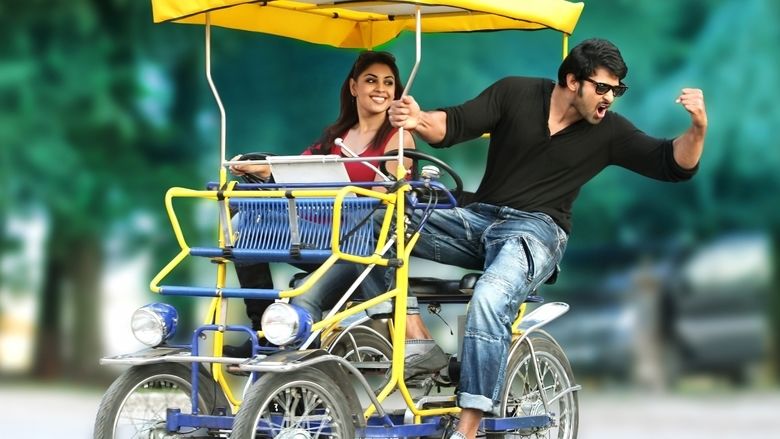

{"left": 672, "top": 88, "right": 707, "bottom": 169}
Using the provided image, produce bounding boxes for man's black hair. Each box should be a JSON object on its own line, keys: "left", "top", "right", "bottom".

{"left": 557, "top": 38, "right": 628, "bottom": 85}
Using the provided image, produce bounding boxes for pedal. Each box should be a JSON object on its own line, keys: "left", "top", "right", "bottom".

{"left": 404, "top": 374, "right": 437, "bottom": 388}
{"left": 351, "top": 360, "right": 391, "bottom": 373}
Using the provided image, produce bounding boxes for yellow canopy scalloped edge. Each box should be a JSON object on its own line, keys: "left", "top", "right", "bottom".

{"left": 151, "top": 0, "right": 583, "bottom": 48}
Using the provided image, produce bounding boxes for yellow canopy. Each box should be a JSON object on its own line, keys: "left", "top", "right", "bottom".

{"left": 151, "top": 0, "right": 584, "bottom": 49}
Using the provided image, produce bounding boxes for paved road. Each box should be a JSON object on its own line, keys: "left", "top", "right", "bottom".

{"left": 0, "top": 383, "right": 102, "bottom": 438}
{"left": 1, "top": 384, "right": 778, "bottom": 438}
{"left": 578, "top": 391, "right": 780, "bottom": 439}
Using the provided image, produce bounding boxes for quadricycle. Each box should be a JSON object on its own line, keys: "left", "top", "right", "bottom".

{"left": 94, "top": 1, "right": 585, "bottom": 438}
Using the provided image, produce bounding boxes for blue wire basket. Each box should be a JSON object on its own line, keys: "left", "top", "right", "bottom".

{"left": 222, "top": 197, "right": 381, "bottom": 262}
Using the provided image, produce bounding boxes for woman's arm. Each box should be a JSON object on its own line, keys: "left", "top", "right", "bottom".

{"left": 379, "top": 129, "right": 416, "bottom": 182}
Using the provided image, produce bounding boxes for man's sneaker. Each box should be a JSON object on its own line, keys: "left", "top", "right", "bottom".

{"left": 404, "top": 344, "right": 449, "bottom": 380}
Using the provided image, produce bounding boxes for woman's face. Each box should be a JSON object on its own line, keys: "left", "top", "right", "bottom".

{"left": 349, "top": 62, "right": 396, "bottom": 117}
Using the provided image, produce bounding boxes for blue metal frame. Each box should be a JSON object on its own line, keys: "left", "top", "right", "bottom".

{"left": 165, "top": 409, "right": 554, "bottom": 436}
{"left": 188, "top": 324, "right": 267, "bottom": 415}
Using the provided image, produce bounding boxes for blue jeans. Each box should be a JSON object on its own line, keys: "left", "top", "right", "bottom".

{"left": 290, "top": 263, "right": 420, "bottom": 322}
{"left": 292, "top": 203, "right": 567, "bottom": 413}
{"left": 413, "top": 204, "right": 568, "bottom": 413}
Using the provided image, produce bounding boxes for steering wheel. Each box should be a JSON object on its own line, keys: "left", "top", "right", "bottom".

{"left": 381, "top": 149, "right": 464, "bottom": 203}
{"left": 233, "top": 152, "right": 277, "bottom": 184}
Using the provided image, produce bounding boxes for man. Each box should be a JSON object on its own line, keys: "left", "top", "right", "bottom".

{"left": 386, "top": 38, "right": 706, "bottom": 439}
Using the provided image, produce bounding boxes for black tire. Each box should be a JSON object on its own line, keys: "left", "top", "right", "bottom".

{"left": 326, "top": 326, "right": 393, "bottom": 394}
{"left": 489, "top": 335, "right": 579, "bottom": 439}
{"left": 231, "top": 368, "right": 355, "bottom": 439}
{"left": 93, "top": 363, "right": 224, "bottom": 438}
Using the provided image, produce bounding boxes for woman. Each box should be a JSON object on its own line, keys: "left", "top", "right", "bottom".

{"left": 230, "top": 50, "right": 413, "bottom": 183}
{"left": 225, "top": 51, "right": 414, "bottom": 356}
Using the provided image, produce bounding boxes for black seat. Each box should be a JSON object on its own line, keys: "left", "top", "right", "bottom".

{"left": 286, "top": 266, "right": 558, "bottom": 308}
{"left": 458, "top": 266, "right": 559, "bottom": 292}
{"left": 412, "top": 266, "right": 559, "bottom": 305}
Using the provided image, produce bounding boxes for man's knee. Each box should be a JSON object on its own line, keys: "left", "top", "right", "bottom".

{"left": 469, "top": 281, "right": 528, "bottom": 329}
{"left": 469, "top": 285, "right": 507, "bottom": 316}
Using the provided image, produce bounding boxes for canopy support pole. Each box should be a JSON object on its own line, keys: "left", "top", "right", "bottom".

{"left": 205, "top": 13, "right": 228, "bottom": 182}
{"left": 396, "top": 7, "right": 422, "bottom": 180}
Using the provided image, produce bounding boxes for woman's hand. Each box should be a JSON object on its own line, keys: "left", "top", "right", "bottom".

{"left": 229, "top": 154, "right": 271, "bottom": 179}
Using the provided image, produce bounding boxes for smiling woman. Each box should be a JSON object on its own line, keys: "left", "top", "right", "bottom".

{"left": 229, "top": 50, "right": 414, "bottom": 183}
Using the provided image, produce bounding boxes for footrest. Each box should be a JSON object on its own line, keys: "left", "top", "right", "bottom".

{"left": 189, "top": 247, "right": 334, "bottom": 263}
{"left": 158, "top": 286, "right": 280, "bottom": 299}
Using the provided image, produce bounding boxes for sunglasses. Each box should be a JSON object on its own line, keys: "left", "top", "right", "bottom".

{"left": 583, "top": 78, "right": 628, "bottom": 97}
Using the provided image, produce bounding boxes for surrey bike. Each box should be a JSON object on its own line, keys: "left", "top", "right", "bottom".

{"left": 93, "top": 1, "right": 585, "bottom": 438}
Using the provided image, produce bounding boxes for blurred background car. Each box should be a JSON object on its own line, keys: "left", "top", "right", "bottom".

{"left": 543, "top": 232, "right": 772, "bottom": 388}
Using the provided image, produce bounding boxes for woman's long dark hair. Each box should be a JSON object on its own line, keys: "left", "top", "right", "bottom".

{"left": 311, "top": 51, "right": 404, "bottom": 155}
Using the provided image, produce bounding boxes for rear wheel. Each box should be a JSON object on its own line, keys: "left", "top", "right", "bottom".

{"left": 231, "top": 368, "right": 355, "bottom": 439}
{"left": 490, "top": 335, "right": 579, "bottom": 439}
{"left": 93, "top": 363, "right": 223, "bottom": 438}
{"left": 326, "top": 325, "right": 392, "bottom": 393}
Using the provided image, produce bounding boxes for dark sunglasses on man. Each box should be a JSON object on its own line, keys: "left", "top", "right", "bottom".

{"left": 583, "top": 77, "right": 628, "bottom": 97}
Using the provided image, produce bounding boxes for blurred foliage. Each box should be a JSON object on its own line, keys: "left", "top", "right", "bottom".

{"left": 1, "top": 0, "right": 779, "bottom": 380}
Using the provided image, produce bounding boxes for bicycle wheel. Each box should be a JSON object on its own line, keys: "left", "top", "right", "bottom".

{"left": 231, "top": 368, "right": 355, "bottom": 439}
{"left": 326, "top": 326, "right": 392, "bottom": 393}
{"left": 93, "top": 363, "right": 223, "bottom": 438}
{"left": 491, "top": 335, "right": 579, "bottom": 439}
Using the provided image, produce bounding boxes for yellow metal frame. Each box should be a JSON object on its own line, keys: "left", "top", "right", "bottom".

{"left": 149, "top": 181, "right": 406, "bottom": 410}
{"left": 148, "top": 173, "right": 540, "bottom": 418}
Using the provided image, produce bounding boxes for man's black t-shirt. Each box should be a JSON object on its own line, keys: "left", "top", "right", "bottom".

{"left": 432, "top": 77, "right": 697, "bottom": 234}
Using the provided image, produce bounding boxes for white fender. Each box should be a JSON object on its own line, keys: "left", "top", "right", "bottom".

{"left": 517, "top": 302, "right": 569, "bottom": 333}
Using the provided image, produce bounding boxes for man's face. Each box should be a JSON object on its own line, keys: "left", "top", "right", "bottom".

{"left": 571, "top": 67, "right": 623, "bottom": 125}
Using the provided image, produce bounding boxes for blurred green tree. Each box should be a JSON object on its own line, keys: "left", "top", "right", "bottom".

{"left": 0, "top": 0, "right": 207, "bottom": 380}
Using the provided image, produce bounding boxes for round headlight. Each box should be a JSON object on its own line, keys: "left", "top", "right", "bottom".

{"left": 261, "top": 303, "right": 313, "bottom": 346}
{"left": 131, "top": 303, "right": 178, "bottom": 347}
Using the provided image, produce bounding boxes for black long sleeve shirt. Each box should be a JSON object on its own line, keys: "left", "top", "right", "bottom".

{"left": 432, "top": 77, "right": 697, "bottom": 234}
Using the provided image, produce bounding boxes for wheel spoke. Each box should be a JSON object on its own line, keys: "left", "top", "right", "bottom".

{"left": 95, "top": 365, "right": 216, "bottom": 439}
{"left": 241, "top": 374, "right": 352, "bottom": 439}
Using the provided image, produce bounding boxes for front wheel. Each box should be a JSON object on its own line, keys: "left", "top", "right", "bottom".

{"left": 231, "top": 368, "right": 355, "bottom": 439}
{"left": 93, "top": 363, "right": 223, "bottom": 439}
{"left": 491, "top": 334, "right": 579, "bottom": 439}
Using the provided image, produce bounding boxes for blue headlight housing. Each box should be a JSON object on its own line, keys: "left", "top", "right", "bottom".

{"left": 131, "top": 303, "right": 179, "bottom": 347}
{"left": 261, "top": 303, "right": 313, "bottom": 346}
